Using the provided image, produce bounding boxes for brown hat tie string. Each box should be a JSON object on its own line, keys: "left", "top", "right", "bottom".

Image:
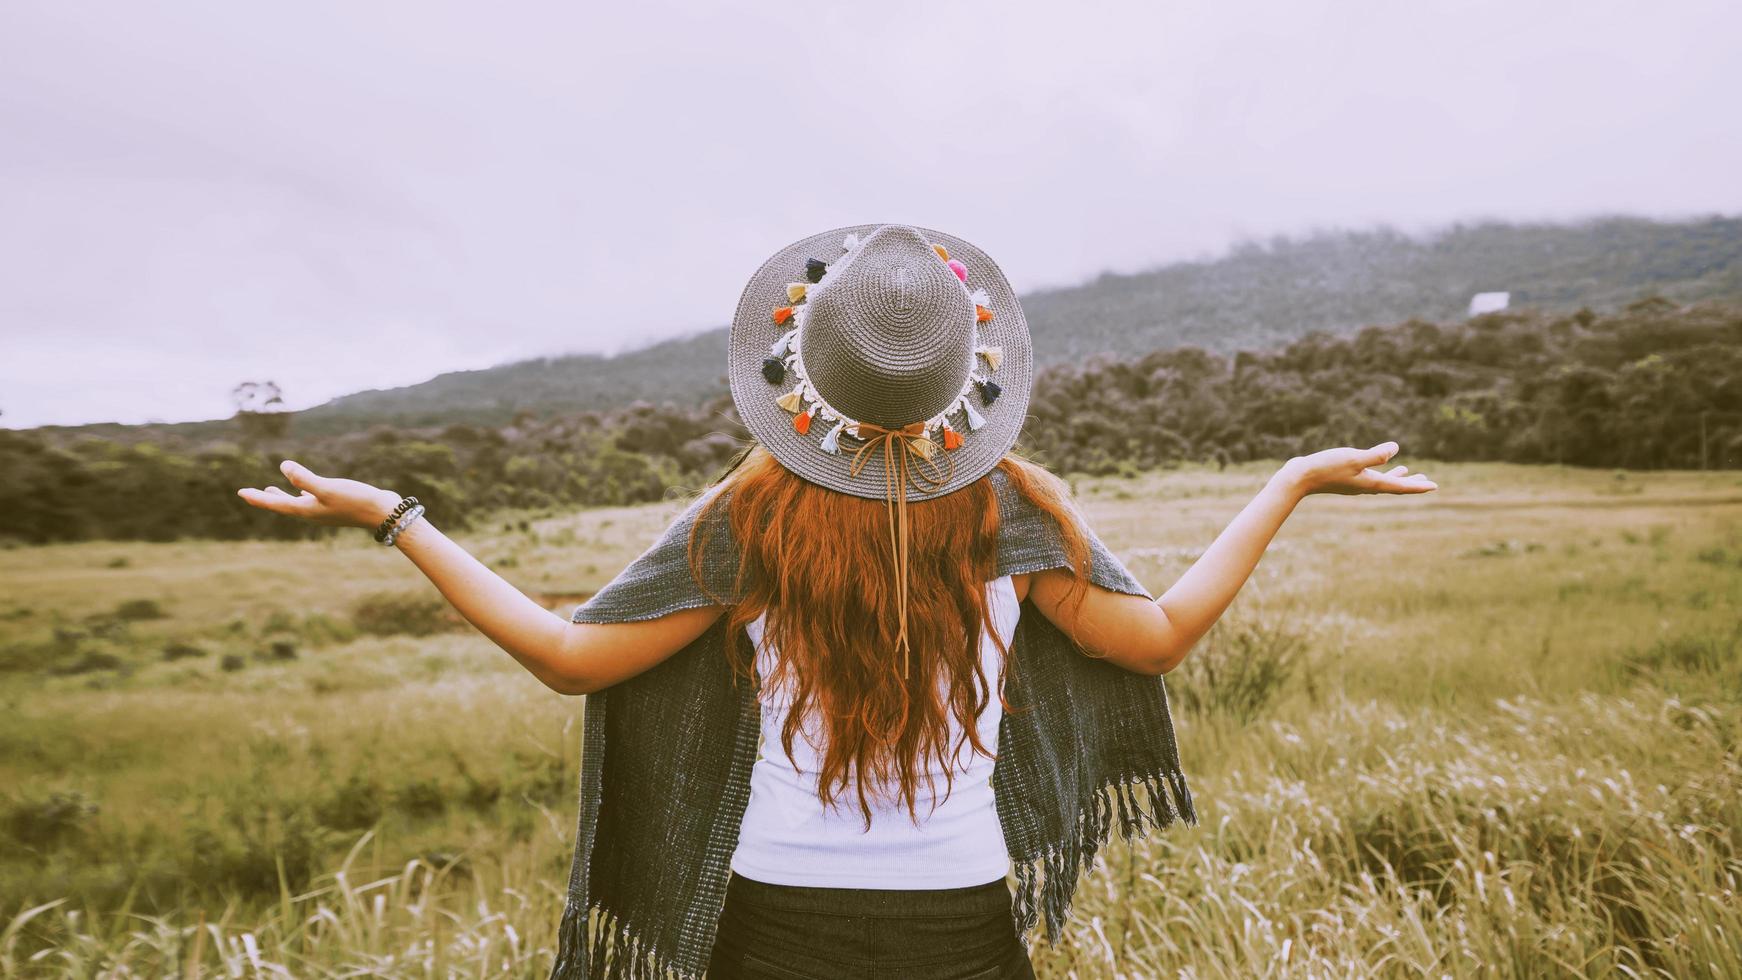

{"left": 845, "top": 421, "right": 956, "bottom": 680}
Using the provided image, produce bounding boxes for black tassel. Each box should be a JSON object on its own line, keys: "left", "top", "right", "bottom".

{"left": 549, "top": 901, "right": 589, "bottom": 979}
{"left": 977, "top": 379, "right": 1001, "bottom": 405}
{"left": 804, "top": 258, "right": 827, "bottom": 283}
{"left": 761, "top": 357, "right": 785, "bottom": 384}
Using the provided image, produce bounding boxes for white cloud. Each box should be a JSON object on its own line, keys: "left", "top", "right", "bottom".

{"left": 2, "top": 0, "right": 1739, "bottom": 427}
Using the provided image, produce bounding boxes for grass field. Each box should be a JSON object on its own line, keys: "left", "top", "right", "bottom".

{"left": 3, "top": 461, "right": 1739, "bottom": 978}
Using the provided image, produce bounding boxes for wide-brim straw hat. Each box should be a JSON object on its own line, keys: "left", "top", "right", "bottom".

{"left": 727, "top": 223, "right": 1032, "bottom": 502}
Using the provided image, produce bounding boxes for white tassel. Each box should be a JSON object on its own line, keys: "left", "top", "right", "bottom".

{"left": 819, "top": 420, "right": 845, "bottom": 454}
{"left": 841, "top": 232, "right": 860, "bottom": 251}
{"left": 963, "top": 399, "right": 987, "bottom": 431}
{"left": 969, "top": 288, "right": 991, "bottom": 307}
{"left": 770, "top": 327, "right": 798, "bottom": 358}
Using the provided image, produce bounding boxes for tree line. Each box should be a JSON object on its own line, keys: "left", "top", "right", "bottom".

{"left": 2, "top": 298, "right": 1737, "bottom": 544}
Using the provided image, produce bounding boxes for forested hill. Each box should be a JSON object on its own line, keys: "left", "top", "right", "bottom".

{"left": 49, "top": 214, "right": 1742, "bottom": 438}
{"left": 7, "top": 297, "right": 1736, "bottom": 544}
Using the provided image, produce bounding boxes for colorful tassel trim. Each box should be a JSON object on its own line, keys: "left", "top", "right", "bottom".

{"left": 819, "top": 420, "right": 845, "bottom": 453}
{"left": 963, "top": 399, "right": 987, "bottom": 431}
{"left": 761, "top": 232, "right": 1007, "bottom": 464}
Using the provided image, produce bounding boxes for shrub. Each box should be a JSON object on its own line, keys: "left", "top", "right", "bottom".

{"left": 3, "top": 791, "right": 99, "bottom": 851}
{"left": 113, "top": 598, "right": 166, "bottom": 621}
{"left": 394, "top": 779, "right": 447, "bottom": 820}
{"left": 220, "top": 654, "right": 246, "bottom": 672}
{"left": 350, "top": 591, "right": 458, "bottom": 638}
{"left": 49, "top": 650, "right": 124, "bottom": 676}
{"left": 1171, "top": 615, "right": 1309, "bottom": 725}
{"left": 162, "top": 641, "right": 207, "bottom": 661}
{"left": 1695, "top": 546, "right": 1742, "bottom": 568}
{"left": 1621, "top": 626, "right": 1740, "bottom": 678}
{"left": 316, "top": 774, "right": 384, "bottom": 831}
{"left": 261, "top": 640, "right": 299, "bottom": 662}
{"left": 182, "top": 807, "right": 323, "bottom": 898}
{"left": 261, "top": 610, "right": 356, "bottom": 646}
{"left": 297, "top": 612, "right": 356, "bottom": 646}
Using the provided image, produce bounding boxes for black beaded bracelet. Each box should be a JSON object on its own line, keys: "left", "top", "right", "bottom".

{"left": 373, "top": 496, "right": 419, "bottom": 542}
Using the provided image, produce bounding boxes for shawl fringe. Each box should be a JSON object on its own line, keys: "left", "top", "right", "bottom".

{"left": 1010, "top": 767, "right": 1197, "bottom": 948}
{"left": 552, "top": 900, "right": 700, "bottom": 980}
{"left": 552, "top": 766, "right": 1197, "bottom": 976}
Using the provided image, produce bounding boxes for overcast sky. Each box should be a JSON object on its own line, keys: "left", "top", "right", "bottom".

{"left": 2, "top": 1, "right": 1738, "bottom": 429}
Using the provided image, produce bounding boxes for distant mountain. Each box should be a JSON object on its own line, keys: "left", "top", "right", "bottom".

{"left": 45, "top": 214, "right": 1742, "bottom": 438}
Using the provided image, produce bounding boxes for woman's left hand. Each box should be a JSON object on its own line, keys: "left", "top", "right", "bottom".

{"left": 237, "top": 460, "right": 402, "bottom": 530}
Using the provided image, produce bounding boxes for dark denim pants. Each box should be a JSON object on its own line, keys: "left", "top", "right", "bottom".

{"left": 707, "top": 871, "right": 1038, "bottom": 979}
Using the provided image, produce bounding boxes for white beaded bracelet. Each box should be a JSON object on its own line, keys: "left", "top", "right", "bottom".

{"left": 381, "top": 503, "right": 426, "bottom": 547}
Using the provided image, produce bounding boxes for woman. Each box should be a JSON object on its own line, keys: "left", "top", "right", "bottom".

{"left": 239, "top": 224, "right": 1435, "bottom": 979}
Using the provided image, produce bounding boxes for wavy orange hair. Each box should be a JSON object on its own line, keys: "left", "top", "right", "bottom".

{"left": 688, "top": 443, "right": 1091, "bottom": 830}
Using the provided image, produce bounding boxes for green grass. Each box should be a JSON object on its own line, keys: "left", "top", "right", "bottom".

{"left": 3, "top": 461, "right": 1739, "bottom": 977}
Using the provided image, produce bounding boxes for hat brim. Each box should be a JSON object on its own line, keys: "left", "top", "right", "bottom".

{"left": 728, "top": 224, "right": 1032, "bottom": 502}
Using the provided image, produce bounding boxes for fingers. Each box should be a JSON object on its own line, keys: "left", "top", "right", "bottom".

{"left": 237, "top": 487, "right": 325, "bottom": 516}
{"left": 1372, "top": 472, "right": 1437, "bottom": 494}
{"left": 1359, "top": 441, "right": 1400, "bottom": 468}
{"left": 279, "top": 460, "right": 329, "bottom": 495}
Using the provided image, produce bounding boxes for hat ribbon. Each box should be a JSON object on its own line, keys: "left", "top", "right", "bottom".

{"left": 845, "top": 420, "right": 956, "bottom": 680}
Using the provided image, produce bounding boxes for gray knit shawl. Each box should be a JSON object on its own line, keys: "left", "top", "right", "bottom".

{"left": 550, "top": 466, "right": 1197, "bottom": 980}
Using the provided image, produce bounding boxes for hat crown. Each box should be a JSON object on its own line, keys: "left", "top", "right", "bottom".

{"left": 799, "top": 225, "right": 976, "bottom": 427}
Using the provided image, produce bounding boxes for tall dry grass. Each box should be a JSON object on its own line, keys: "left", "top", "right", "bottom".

{"left": 3, "top": 462, "right": 1739, "bottom": 977}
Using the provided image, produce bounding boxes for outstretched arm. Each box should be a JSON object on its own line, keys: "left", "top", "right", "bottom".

{"left": 238, "top": 461, "right": 720, "bottom": 695}
{"left": 1025, "top": 441, "right": 1435, "bottom": 675}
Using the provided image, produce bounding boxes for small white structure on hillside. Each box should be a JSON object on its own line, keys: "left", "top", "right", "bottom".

{"left": 1468, "top": 291, "right": 1510, "bottom": 316}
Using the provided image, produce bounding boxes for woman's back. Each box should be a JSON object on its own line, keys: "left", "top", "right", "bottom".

{"left": 731, "top": 574, "right": 1022, "bottom": 888}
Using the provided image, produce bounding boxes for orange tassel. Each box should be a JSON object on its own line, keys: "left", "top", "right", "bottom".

{"left": 976, "top": 305, "right": 993, "bottom": 322}
{"left": 933, "top": 243, "right": 950, "bottom": 261}
{"left": 942, "top": 426, "right": 963, "bottom": 451}
{"left": 793, "top": 409, "right": 813, "bottom": 435}
{"left": 773, "top": 306, "right": 795, "bottom": 325}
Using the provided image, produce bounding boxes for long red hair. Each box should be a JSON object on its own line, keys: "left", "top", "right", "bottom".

{"left": 688, "top": 443, "right": 1091, "bottom": 829}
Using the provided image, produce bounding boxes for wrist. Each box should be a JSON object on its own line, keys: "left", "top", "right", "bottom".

{"left": 1270, "top": 461, "right": 1311, "bottom": 500}
{"left": 364, "top": 490, "right": 407, "bottom": 536}
{"left": 389, "top": 511, "right": 428, "bottom": 549}
{"left": 378, "top": 501, "right": 427, "bottom": 547}
{"left": 365, "top": 491, "right": 404, "bottom": 530}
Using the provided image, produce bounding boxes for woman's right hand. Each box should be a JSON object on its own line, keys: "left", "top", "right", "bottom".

{"left": 1278, "top": 441, "right": 1437, "bottom": 496}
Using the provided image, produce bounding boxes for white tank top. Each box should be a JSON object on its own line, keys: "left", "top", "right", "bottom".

{"left": 730, "top": 574, "right": 1022, "bottom": 889}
